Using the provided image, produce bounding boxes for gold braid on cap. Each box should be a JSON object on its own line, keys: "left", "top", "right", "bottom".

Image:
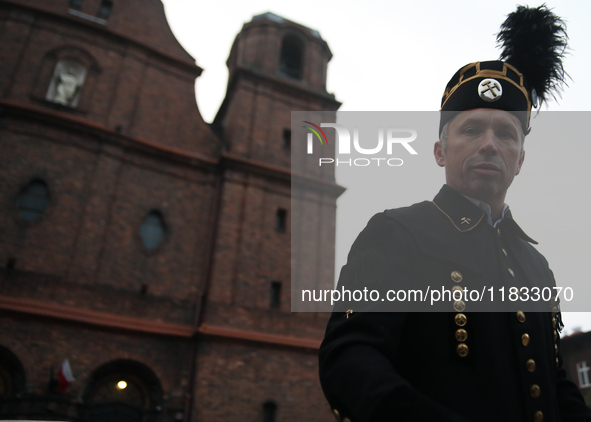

{"left": 441, "top": 62, "right": 530, "bottom": 110}
{"left": 441, "top": 62, "right": 532, "bottom": 127}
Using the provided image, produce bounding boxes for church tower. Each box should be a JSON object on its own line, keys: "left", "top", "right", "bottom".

{"left": 214, "top": 12, "right": 338, "bottom": 164}
{"left": 196, "top": 12, "right": 342, "bottom": 421}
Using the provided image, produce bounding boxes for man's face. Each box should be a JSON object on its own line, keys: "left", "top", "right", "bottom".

{"left": 434, "top": 108, "right": 525, "bottom": 203}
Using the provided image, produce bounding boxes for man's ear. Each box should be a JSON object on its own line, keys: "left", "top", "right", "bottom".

{"left": 515, "top": 150, "right": 525, "bottom": 175}
{"left": 434, "top": 141, "right": 445, "bottom": 167}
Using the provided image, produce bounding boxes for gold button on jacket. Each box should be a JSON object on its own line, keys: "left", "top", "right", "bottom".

{"left": 527, "top": 359, "right": 536, "bottom": 372}
{"left": 455, "top": 328, "right": 468, "bottom": 342}
{"left": 332, "top": 409, "right": 342, "bottom": 422}
{"left": 453, "top": 300, "right": 466, "bottom": 312}
{"left": 457, "top": 343, "right": 469, "bottom": 357}
{"left": 455, "top": 313, "right": 467, "bottom": 326}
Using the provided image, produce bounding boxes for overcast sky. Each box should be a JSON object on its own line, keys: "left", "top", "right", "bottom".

{"left": 160, "top": 0, "right": 591, "bottom": 333}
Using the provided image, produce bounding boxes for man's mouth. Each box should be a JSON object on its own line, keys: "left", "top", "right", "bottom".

{"left": 471, "top": 163, "right": 501, "bottom": 174}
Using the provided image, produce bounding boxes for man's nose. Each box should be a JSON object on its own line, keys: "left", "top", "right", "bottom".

{"left": 478, "top": 129, "right": 499, "bottom": 154}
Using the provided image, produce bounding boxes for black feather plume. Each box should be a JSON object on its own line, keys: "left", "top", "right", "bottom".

{"left": 496, "top": 4, "right": 569, "bottom": 105}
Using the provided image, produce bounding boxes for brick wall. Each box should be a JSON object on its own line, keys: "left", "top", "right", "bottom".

{"left": 0, "top": 4, "right": 340, "bottom": 421}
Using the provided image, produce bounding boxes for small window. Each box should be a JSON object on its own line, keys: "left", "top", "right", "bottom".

{"left": 283, "top": 129, "right": 291, "bottom": 150}
{"left": 279, "top": 37, "right": 303, "bottom": 80}
{"left": 276, "top": 208, "right": 286, "bottom": 232}
{"left": 270, "top": 282, "right": 281, "bottom": 309}
{"left": 69, "top": 0, "right": 83, "bottom": 9}
{"left": 17, "top": 180, "right": 50, "bottom": 223}
{"left": 578, "top": 361, "right": 591, "bottom": 387}
{"left": 139, "top": 211, "right": 166, "bottom": 251}
{"left": 97, "top": 0, "right": 113, "bottom": 19}
{"left": 263, "top": 401, "right": 277, "bottom": 422}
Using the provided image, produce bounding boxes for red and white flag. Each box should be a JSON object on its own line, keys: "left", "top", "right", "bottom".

{"left": 57, "top": 359, "right": 75, "bottom": 393}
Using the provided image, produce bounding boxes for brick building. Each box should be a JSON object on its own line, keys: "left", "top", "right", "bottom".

{"left": 0, "top": 1, "right": 341, "bottom": 421}
{"left": 560, "top": 331, "right": 591, "bottom": 407}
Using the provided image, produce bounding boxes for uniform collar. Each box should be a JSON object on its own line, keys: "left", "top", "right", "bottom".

{"left": 461, "top": 194, "right": 508, "bottom": 228}
{"left": 432, "top": 185, "right": 538, "bottom": 244}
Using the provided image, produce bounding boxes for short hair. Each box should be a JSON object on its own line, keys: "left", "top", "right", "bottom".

{"left": 439, "top": 119, "right": 526, "bottom": 155}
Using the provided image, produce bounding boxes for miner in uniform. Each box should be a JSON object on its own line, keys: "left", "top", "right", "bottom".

{"left": 319, "top": 5, "right": 591, "bottom": 422}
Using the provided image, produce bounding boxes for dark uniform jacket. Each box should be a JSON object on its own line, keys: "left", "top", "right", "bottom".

{"left": 319, "top": 185, "right": 591, "bottom": 422}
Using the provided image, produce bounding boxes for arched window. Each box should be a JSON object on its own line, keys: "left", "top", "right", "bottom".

{"left": 46, "top": 59, "right": 87, "bottom": 107}
{"left": 17, "top": 180, "right": 50, "bottom": 223}
{"left": 0, "top": 346, "right": 26, "bottom": 397}
{"left": 83, "top": 360, "right": 163, "bottom": 422}
{"left": 139, "top": 211, "right": 166, "bottom": 251}
{"left": 279, "top": 36, "right": 303, "bottom": 80}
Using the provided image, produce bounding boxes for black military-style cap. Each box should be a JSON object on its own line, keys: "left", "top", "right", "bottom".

{"left": 439, "top": 5, "right": 568, "bottom": 135}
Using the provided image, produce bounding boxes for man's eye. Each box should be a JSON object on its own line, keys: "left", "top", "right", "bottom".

{"left": 464, "top": 127, "right": 479, "bottom": 135}
{"left": 498, "top": 132, "right": 516, "bottom": 139}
